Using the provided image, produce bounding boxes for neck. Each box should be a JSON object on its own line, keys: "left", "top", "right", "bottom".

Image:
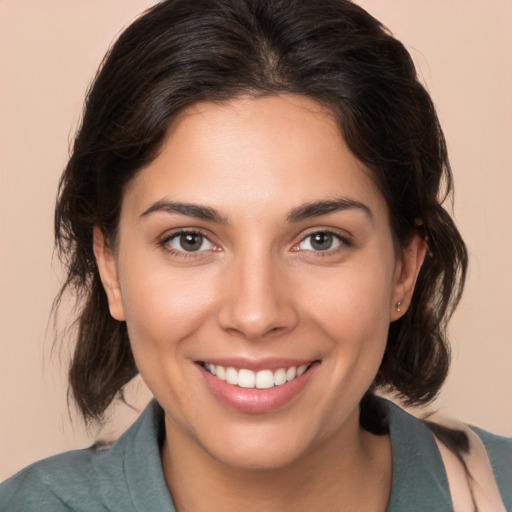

{"left": 161, "top": 410, "right": 392, "bottom": 512}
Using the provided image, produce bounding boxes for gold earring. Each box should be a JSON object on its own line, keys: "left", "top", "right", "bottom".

{"left": 396, "top": 301, "right": 401, "bottom": 312}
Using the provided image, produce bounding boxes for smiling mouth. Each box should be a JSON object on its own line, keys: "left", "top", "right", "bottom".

{"left": 199, "top": 362, "right": 314, "bottom": 389}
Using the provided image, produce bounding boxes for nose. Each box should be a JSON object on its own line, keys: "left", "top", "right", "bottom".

{"left": 217, "top": 250, "right": 299, "bottom": 341}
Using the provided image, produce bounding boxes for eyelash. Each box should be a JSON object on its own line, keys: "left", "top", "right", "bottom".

{"left": 158, "top": 230, "right": 218, "bottom": 259}
{"left": 158, "top": 228, "right": 351, "bottom": 259}
{"left": 293, "top": 229, "right": 351, "bottom": 255}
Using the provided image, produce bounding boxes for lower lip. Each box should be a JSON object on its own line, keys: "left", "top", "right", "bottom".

{"left": 197, "top": 362, "right": 319, "bottom": 414}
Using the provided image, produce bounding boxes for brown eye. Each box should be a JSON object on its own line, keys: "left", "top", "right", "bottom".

{"left": 166, "top": 232, "right": 215, "bottom": 252}
{"left": 296, "top": 231, "right": 344, "bottom": 252}
{"left": 180, "top": 233, "right": 203, "bottom": 251}
{"left": 310, "top": 232, "right": 334, "bottom": 251}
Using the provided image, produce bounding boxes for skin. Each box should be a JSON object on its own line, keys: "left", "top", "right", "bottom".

{"left": 94, "top": 94, "right": 426, "bottom": 511}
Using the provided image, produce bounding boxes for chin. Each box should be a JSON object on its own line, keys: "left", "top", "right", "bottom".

{"left": 196, "top": 419, "right": 326, "bottom": 472}
{"left": 211, "top": 440, "right": 308, "bottom": 472}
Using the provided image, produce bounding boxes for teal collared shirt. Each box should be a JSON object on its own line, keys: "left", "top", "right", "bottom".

{"left": 1, "top": 399, "right": 510, "bottom": 511}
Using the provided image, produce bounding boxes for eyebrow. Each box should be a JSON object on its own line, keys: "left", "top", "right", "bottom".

{"left": 286, "top": 198, "right": 373, "bottom": 223}
{"left": 140, "top": 197, "right": 373, "bottom": 224}
{"left": 140, "top": 200, "right": 229, "bottom": 224}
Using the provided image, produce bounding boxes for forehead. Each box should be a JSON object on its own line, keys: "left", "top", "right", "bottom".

{"left": 122, "top": 94, "right": 388, "bottom": 221}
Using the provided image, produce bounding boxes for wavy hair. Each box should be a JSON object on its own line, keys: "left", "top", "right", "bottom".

{"left": 55, "top": 0, "right": 467, "bottom": 426}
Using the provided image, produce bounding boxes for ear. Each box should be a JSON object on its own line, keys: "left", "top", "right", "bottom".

{"left": 93, "top": 226, "right": 125, "bottom": 321}
{"left": 390, "top": 231, "right": 427, "bottom": 321}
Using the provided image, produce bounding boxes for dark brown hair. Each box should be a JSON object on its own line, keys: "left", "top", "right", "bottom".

{"left": 55, "top": 0, "right": 467, "bottom": 427}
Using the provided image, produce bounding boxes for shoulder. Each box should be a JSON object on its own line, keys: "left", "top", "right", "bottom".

{"left": 397, "top": 401, "right": 512, "bottom": 512}
{"left": 380, "top": 397, "right": 512, "bottom": 511}
{"left": 381, "top": 399, "right": 453, "bottom": 509}
{"left": 0, "top": 401, "right": 166, "bottom": 512}
{"left": 0, "top": 448, "right": 101, "bottom": 511}
{"left": 471, "top": 427, "right": 512, "bottom": 510}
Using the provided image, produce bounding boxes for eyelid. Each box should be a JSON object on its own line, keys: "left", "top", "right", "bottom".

{"left": 292, "top": 228, "right": 352, "bottom": 252}
{"left": 156, "top": 226, "right": 352, "bottom": 257}
{"left": 158, "top": 228, "right": 220, "bottom": 255}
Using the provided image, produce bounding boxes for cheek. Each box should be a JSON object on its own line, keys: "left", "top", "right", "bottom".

{"left": 117, "top": 253, "right": 218, "bottom": 358}
{"left": 117, "top": 263, "right": 221, "bottom": 420}
{"left": 298, "top": 255, "right": 395, "bottom": 388}
{"left": 303, "top": 261, "right": 394, "bottom": 339}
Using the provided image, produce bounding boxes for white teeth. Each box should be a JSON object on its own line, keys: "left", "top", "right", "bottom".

{"left": 225, "top": 367, "right": 238, "bottom": 385}
{"left": 216, "top": 365, "right": 225, "bottom": 381}
{"left": 238, "top": 369, "right": 255, "bottom": 388}
{"left": 286, "top": 366, "right": 296, "bottom": 381}
{"left": 255, "top": 370, "right": 274, "bottom": 389}
{"left": 203, "top": 362, "right": 312, "bottom": 388}
{"left": 274, "top": 368, "right": 287, "bottom": 386}
{"left": 296, "top": 364, "right": 308, "bottom": 376}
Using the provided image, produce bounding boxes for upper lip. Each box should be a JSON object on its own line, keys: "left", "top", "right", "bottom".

{"left": 196, "top": 357, "right": 318, "bottom": 372}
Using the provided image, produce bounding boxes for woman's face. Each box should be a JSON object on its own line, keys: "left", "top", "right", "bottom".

{"left": 96, "top": 94, "right": 423, "bottom": 470}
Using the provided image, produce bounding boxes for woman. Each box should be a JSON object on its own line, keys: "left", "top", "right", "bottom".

{"left": 1, "top": 0, "right": 510, "bottom": 510}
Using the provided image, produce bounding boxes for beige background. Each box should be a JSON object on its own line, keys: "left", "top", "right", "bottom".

{"left": 1, "top": 0, "right": 511, "bottom": 481}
